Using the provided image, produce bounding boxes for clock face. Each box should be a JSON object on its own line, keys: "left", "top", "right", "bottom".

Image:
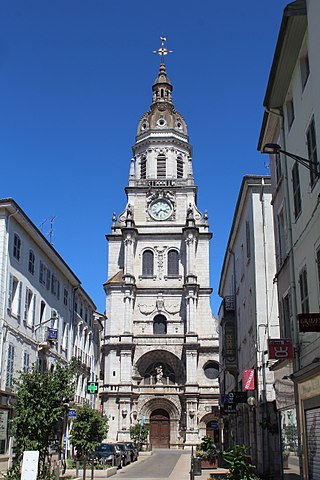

{"left": 149, "top": 199, "right": 173, "bottom": 220}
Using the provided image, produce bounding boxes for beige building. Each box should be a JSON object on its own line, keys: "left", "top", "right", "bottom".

{"left": 258, "top": 0, "right": 320, "bottom": 478}
{"left": 101, "top": 61, "right": 219, "bottom": 448}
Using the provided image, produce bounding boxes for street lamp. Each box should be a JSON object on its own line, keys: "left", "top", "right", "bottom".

{"left": 262, "top": 143, "right": 319, "bottom": 176}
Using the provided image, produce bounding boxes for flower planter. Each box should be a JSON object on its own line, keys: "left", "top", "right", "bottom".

{"left": 201, "top": 458, "right": 218, "bottom": 469}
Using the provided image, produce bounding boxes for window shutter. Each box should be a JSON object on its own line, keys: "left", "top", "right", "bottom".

{"left": 17, "top": 282, "right": 22, "bottom": 317}
{"left": 8, "top": 274, "right": 13, "bottom": 309}
{"left": 24, "top": 286, "right": 29, "bottom": 321}
{"left": 32, "top": 294, "right": 36, "bottom": 327}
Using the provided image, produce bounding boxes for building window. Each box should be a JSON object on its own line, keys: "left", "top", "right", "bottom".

{"left": 177, "top": 157, "right": 183, "bottom": 178}
{"left": 8, "top": 274, "right": 22, "bottom": 317}
{"left": 24, "top": 287, "right": 34, "bottom": 325}
{"left": 292, "top": 163, "right": 302, "bottom": 219}
{"left": 299, "top": 266, "right": 309, "bottom": 313}
{"left": 28, "top": 250, "right": 35, "bottom": 275}
{"left": 51, "top": 275, "right": 60, "bottom": 298}
{"left": 306, "top": 117, "right": 319, "bottom": 187}
{"left": 275, "top": 153, "right": 282, "bottom": 184}
{"left": 64, "top": 288, "right": 68, "bottom": 306}
{"left": 153, "top": 314, "right": 167, "bottom": 334}
{"left": 6, "top": 344, "right": 15, "bottom": 388}
{"left": 39, "top": 261, "right": 47, "bottom": 285}
{"left": 282, "top": 291, "right": 292, "bottom": 339}
{"left": 300, "top": 52, "right": 310, "bottom": 89}
{"left": 142, "top": 250, "right": 154, "bottom": 276}
{"left": 277, "top": 208, "right": 287, "bottom": 265}
{"left": 46, "top": 269, "right": 51, "bottom": 290}
{"left": 140, "top": 156, "right": 147, "bottom": 179}
{"left": 286, "top": 98, "right": 294, "bottom": 129}
{"left": 23, "top": 352, "right": 30, "bottom": 371}
{"left": 13, "top": 234, "right": 21, "bottom": 261}
{"left": 167, "top": 250, "right": 179, "bottom": 276}
{"left": 40, "top": 300, "right": 46, "bottom": 324}
{"left": 157, "top": 155, "right": 166, "bottom": 178}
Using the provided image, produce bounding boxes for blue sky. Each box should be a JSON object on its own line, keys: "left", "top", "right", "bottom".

{"left": 0, "top": 1, "right": 288, "bottom": 315}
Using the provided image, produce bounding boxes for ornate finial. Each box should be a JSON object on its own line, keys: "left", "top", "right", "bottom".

{"left": 153, "top": 36, "right": 173, "bottom": 63}
{"left": 112, "top": 212, "right": 117, "bottom": 223}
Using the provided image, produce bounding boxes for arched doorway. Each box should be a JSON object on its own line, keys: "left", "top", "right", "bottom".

{"left": 150, "top": 409, "right": 170, "bottom": 448}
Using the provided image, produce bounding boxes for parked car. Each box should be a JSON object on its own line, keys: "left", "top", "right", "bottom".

{"left": 94, "top": 443, "right": 122, "bottom": 468}
{"left": 116, "top": 443, "right": 131, "bottom": 466}
{"left": 124, "top": 442, "right": 138, "bottom": 462}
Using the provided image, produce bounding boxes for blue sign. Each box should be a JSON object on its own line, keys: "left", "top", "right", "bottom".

{"left": 68, "top": 409, "right": 77, "bottom": 418}
{"left": 48, "top": 328, "right": 58, "bottom": 340}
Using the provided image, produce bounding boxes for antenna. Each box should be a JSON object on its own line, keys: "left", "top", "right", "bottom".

{"left": 49, "top": 216, "right": 56, "bottom": 245}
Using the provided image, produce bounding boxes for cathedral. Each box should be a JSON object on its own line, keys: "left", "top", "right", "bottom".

{"left": 101, "top": 45, "right": 219, "bottom": 448}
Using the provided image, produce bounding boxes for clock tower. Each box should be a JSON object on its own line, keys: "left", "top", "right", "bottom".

{"left": 102, "top": 48, "right": 219, "bottom": 447}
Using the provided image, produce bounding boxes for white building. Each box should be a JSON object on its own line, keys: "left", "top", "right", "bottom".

{"left": 258, "top": 1, "right": 320, "bottom": 478}
{"left": 218, "top": 176, "right": 281, "bottom": 478}
{"left": 0, "top": 198, "right": 102, "bottom": 469}
{"left": 101, "top": 61, "right": 219, "bottom": 448}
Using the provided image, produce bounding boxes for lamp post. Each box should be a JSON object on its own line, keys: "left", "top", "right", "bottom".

{"left": 262, "top": 143, "right": 319, "bottom": 177}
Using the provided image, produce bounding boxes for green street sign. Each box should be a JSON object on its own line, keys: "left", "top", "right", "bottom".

{"left": 87, "top": 382, "right": 98, "bottom": 394}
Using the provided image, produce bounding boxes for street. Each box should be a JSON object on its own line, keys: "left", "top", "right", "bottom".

{"left": 114, "top": 449, "right": 191, "bottom": 480}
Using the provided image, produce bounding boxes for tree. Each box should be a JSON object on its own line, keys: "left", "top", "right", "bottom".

{"left": 12, "top": 362, "right": 77, "bottom": 476}
{"left": 69, "top": 404, "right": 108, "bottom": 459}
{"left": 129, "top": 424, "right": 149, "bottom": 449}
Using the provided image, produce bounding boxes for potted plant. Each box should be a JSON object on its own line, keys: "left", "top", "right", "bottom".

{"left": 223, "top": 444, "right": 260, "bottom": 480}
{"left": 196, "top": 435, "right": 218, "bottom": 469}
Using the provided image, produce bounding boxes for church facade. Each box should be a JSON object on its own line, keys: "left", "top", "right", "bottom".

{"left": 101, "top": 59, "right": 219, "bottom": 448}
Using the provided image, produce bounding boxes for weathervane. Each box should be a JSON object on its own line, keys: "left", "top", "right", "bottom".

{"left": 153, "top": 36, "right": 173, "bottom": 63}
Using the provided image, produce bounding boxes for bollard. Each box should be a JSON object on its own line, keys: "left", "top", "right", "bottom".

{"left": 193, "top": 457, "right": 202, "bottom": 476}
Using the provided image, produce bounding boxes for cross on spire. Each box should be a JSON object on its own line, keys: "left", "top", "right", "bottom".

{"left": 153, "top": 36, "right": 173, "bottom": 63}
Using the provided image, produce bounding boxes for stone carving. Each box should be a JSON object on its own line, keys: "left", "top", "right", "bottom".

{"left": 155, "top": 365, "right": 163, "bottom": 383}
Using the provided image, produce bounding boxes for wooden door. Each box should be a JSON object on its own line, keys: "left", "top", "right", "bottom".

{"left": 150, "top": 409, "right": 170, "bottom": 448}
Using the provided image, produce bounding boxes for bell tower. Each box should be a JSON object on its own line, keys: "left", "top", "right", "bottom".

{"left": 102, "top": 39, "right": 219, "bottom": 447}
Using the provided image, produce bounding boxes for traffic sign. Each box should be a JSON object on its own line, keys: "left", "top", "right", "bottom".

{"left": 68, "top": 409, "right": 77, "bottom": 418}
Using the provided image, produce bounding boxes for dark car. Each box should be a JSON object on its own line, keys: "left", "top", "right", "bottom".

{"left": 94, "top": 443, "right": 122, "bottom": 468}
{"left": 124, "top": 442, "right": 138, "bottom": 462}
{"left": 116, "top": 442, "right": 131, "bottom": 466}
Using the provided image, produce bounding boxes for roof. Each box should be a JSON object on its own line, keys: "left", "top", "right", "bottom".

{"left": 0, "top": 197, "right": 95, "bottom": 307}
{"left": 105, "top": 269, "right": 124, "bottom": 285}
{"left": 263, "top": 0, "right": 307, "bottom": 110}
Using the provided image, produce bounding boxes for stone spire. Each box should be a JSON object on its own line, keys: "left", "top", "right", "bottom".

{"left": 151, "top": 63, "right": 173, "bottom": 105}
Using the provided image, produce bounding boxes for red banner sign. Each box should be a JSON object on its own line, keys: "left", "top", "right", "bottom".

{"left": 268, "top": 339, "right": 294, "bottom": 359}
{"left": 243, "top": 369, "right": 256, "bottom": 390}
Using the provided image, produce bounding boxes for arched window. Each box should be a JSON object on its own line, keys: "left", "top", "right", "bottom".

{"left": 177, "top": 157, "right": 184, "bottom": 178}
{"left": 153, "top": 314, "right": 167, "bottom": 334}
{"left": 167, "top": 250, "right": 179, "bottom": 277}
{"left": 142, "top": 250, "right": 154, "bottom": 276}
{"left": 157, "top": 155, "right": 166, "bottom": 178}
{"left": 140, "top": 156, "right": 147, "bottom": 179}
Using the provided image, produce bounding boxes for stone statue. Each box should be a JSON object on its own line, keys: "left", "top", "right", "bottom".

{"left": 155, "top": 365, "right": 163, "bottom": 383}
